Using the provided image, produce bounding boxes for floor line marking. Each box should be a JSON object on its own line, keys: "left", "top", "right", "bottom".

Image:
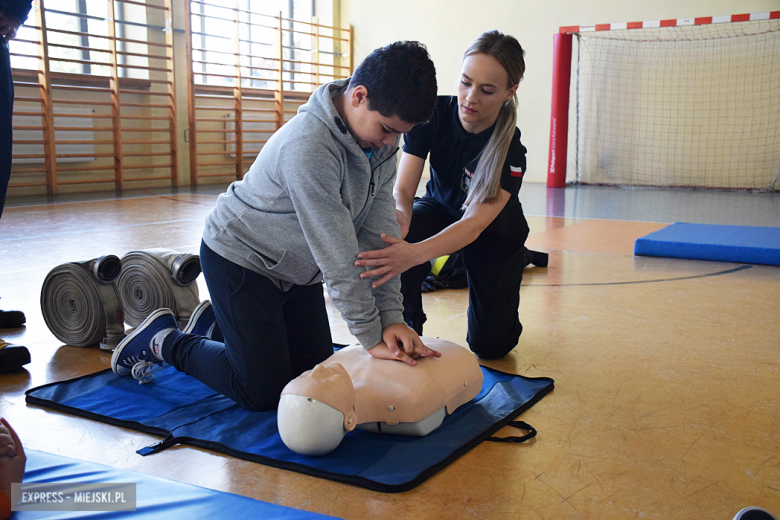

{"left": 523, "top": 265, "right": 752, "bottom": 287}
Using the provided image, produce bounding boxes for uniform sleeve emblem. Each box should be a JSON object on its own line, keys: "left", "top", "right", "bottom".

{"left": 510, "top": 165, "right": 524, "bottom": 178}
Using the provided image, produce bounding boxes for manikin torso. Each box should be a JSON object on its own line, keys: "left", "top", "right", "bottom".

{"left": 278, "top": 337, "right": 483, "bottom": 455}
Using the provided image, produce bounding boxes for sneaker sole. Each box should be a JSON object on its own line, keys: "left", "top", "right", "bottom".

{"left": 111, "top": 308, "right": 173, "bottom": 375}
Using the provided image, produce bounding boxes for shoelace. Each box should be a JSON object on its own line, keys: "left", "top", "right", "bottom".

{"left": 123, "top": 356, "right": 156, "bottom": 384}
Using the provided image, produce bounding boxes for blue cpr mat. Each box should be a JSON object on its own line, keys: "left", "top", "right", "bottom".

{"left": 16, "top": 449, "right": 339, "bottom": 519}
{"left": 634, "top": 223, "right": 780, "bottom": 266}
{"left": 26, "top": 365, "right": 554, "bottom": 493}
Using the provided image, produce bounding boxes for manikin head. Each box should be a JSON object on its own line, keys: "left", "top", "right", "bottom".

{"left": 278, "top": 362, "right": 358, "bottom": 456}
{"left": 337, "top": 41, "right": 438, "bottom": 150}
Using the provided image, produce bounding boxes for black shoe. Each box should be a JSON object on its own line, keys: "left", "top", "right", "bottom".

{"left": 0, "top": 340, "right": 31, "bottom": 372}
{"left": 0, "top": 310, "right": 26, "bottom": 329}
{"left": 523, "top": 248, "right": 549, "bottom": 268}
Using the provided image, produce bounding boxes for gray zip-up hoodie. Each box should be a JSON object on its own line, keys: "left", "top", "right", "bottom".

{"left": 203, "top": 79, "right": 405, "bottom": 349}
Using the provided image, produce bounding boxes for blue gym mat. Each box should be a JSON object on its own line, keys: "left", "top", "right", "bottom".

{"left": 15, "top": 449, "right": 339, "bottom": 519}
{"left": 25, "top": 365, "right": 554, "bottom": 493}
{"left": 634, "top": 223, "right": 780, "bottom": 266}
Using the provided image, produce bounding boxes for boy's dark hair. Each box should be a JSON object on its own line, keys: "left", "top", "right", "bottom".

{"left": 350, "top": 41, "right": 437, "bottom": 125}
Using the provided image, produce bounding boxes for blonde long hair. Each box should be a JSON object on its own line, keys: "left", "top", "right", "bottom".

{"left": 462, "top": 31, "right": 525, "bottom": 208}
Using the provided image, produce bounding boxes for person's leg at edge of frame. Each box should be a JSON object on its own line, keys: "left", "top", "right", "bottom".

{"left": 162, "top": 241, "right": 307, "bottom": 411}
{"left": 400, "top": 197, "right": 457, "bottom": 335}
{"left": 463, "top": 237, "right": 527, "bottom": 360}
{"left": 0, "top": 40, "right": 28, "bottom": 334}
{"left": 0, "top": 40, "right": 14, "bottom": 218}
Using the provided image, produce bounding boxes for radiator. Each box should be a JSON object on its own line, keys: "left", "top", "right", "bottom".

{"left": 12, "top": 105, "right": 97, "bottom": 164}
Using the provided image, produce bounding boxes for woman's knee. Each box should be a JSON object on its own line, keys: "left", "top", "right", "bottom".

{"left": 468, "top": 321, "right": 523, "bottom": 360}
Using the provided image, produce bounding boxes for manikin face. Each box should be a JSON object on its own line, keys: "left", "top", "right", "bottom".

{"left": 345, "top": 86, "right": 416, "bottom": 149}
{"left": 457, "top": 53, "right": 517, "bottom": 134}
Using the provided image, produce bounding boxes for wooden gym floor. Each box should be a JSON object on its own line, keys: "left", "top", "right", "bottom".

{"left": 1, "top": 183, "right": 778, "bottom": 519}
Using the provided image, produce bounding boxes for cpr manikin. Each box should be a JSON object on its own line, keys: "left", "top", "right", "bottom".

{"left": 277, "top": 337, "right": 483, "bottom": 456}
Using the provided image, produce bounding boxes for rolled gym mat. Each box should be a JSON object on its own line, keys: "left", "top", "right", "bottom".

{"left": 40, "top": 255, "right": 126, "bottom": 350}
{"left": 116, "top": 248, "right": 201, "bottom": 328}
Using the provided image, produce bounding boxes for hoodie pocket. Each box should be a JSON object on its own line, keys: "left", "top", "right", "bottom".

{"left": 246, "top": 249, "right": 320, "bottom": 285}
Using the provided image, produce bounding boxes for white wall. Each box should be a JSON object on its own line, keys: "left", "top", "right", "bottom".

{"left": 339, "top": 0, "right": 780, "bottom": 183}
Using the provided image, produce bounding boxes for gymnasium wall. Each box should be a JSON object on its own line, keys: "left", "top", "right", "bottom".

{"left": 339, "top": 0, "right": 780, "bottom": 184}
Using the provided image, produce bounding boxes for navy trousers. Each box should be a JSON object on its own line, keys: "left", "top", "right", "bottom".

{"left": 1, "top": 41, "right": 13, "bottom": 218}
{"left": 401, "top": 197, "right": 528, "bottom": 360}
{"left": 162, "top": 241, "right": 334, "bottom": 411}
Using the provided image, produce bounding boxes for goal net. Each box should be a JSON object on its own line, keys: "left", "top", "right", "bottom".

{"left": 548, "top": 13, "right": 780, "bottom": 190}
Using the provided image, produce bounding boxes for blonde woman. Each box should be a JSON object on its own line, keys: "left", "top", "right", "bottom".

{"left": 356, "top": 31, "right": 529, "bottom": 359}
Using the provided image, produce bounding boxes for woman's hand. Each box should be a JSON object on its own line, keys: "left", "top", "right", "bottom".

{"left": 367, "top": 324, "right": 441, "bottom": 366}
{"left": 356, "top": 234, "right": 421, "bottom": 288}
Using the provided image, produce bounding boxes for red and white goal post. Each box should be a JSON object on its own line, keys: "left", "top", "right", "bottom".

{"left": 546, "top": 11, "right": 780, "bottom": 190}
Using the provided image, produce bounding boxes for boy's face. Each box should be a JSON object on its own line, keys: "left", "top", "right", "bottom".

{"left": 347, "top": 86, "right": 416, "bottom": 149}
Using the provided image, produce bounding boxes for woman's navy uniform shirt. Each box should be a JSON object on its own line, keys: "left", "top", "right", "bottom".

{"left": 402, "top": 96, "right": 529, "bottom": 243}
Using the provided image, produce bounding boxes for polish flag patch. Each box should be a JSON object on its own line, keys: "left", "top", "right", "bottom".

{"left": 510, "top": 165, "right": 524, "bottom": 178}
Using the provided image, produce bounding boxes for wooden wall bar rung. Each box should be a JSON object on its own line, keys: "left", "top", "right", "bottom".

{"left": 117, "top": 89, "right": 172, "bottom": 96}
{"left": 57, "top": 178, "right": 114, "bottom": 184}
{"left": 57, "top": 152, "right": 116, "bottom": 158}
{"left": 10, "top": 52, "right": 43, "bottom": 60}
{"left": 122, "top": 164, "right": 173, "bottom": 170}
{"left": 54, "top": 113, "right": 112, "bottom": 119}
{"left": 114, "top": 38, "right": 170, "bottom": 49}
{"left": 118, "top": 64, "right": 172, "bottom": 73}
{"left": 48, "top": 28, "right": 110, "bottom": 40}
{"left": 7, "top": 181, "right": 48, "bottom": 187}
{"left": 117, "top": 51, "right": 171, "bottom": 60}
{"left": 191, "top": 49, "right": 241, "bottom": 58}
{"left": 47, "top": 58, "right": 113, "bottom": 68}
{"left": 120, "top": 102, "right": 170, "bottom": 108}
{"left": 60, "top": 140, "right": 114, "bottom": 145}
{"left": 11, "top": 80, "right": 44, "bottom": 88}
{"left": 57, "top": 165, "right": 116, "bottom": 173}
{"left": 123, "top": 151, "right": 174, "bottom": 157}
{"left": 121, "top": 115, "right": 172, "bottom": 121}
{"left": 197, "top": 150, "right": 236, "bottom": 157}
{"left": 50, "top": 85, "right": 114, "bottom": 93}
{"left": 116, "top": 0, "right": 169, "bottom": 11}
{"left": 54, "top": 126, "right": 111, "bottom": 132}
{"left": 197, "top": 161, "right": 236, "bottom": 167}
{"left": 53, "top": 99, "right": 113, "bottom": 106}
{"left": 48, "top": 43, "right": 111, "bottom": 54}
{"left": 123, "top": 174, "right": 174, "bottom": 180}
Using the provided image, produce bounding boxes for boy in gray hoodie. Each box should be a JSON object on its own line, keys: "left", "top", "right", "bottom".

{"left": 111, "top": 41, "right": 440, "bottom": 411}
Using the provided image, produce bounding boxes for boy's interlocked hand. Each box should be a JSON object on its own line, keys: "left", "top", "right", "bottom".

{"left": 368, "top": 324, "right": 441, "bottom": 366}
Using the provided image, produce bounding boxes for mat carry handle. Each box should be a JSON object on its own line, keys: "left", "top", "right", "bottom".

{"left": 486, "top": 420, "right": 537, "bottom": 443}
